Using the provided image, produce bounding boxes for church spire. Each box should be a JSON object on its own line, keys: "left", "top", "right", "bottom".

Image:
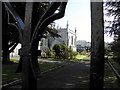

{"left": 75, "top": 27, "right": 77, "bottom": 33}
{"left": 67, "top": 20, "right": 69, "bottom": 29}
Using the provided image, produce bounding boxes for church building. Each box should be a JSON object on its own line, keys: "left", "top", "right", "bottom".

{"left": 40, "top": 22, "right": 77, "bottom": 51}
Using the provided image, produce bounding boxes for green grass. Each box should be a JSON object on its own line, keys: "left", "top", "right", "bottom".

{"left": 75, "top": 54, "right": 90, "bottom": 59}
{"left": 2, "top": 59, "right": 58, "bottom": 84}
{"left": 104, "top": 63, "right": 119, "bottom": 88}
{"left": 10, "top": 58, "right": 19, "bottom": 62}
{"left": 39, "top": 54, "right": 90, "bottom": 64}
{"left": 38, "top": 62, "right": 58, "bottom": 72}
{"left": 2, "top": 64, "right": 21, "bottom": 84}
{"left": 75, "top": 55, "right": 86, "bottom": 59}
{"left": 108, "top": 59, "right": 120, "bottom": 74}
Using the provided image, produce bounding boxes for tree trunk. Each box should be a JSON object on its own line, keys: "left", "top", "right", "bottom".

{"left": 21, "top": 2, "right": 35, "bottom": 89}
{"left": 31, "top": 39, "right": 41, "bottom": 78}
{"left": 90, "top": 1, "right": 104, "bottom": 89}
{"left": 2, "top": 3, "right": 10, "bottom": 64}
{"left": 2, "top": 46, "right": 10, "bottom": 64}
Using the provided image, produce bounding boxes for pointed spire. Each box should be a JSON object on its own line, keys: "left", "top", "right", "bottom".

{"left": 75, "top": 27, "right": 77, "bottom": 33}
{"left": 67, "top": 20, "right": 69, "bottom": 29}
{"left": 57, "top": 25, "right": 59, "bottom": 29}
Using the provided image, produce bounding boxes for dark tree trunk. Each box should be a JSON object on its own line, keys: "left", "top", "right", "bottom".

{"left": 2, "top": 3, "right": 10, "bottom": 64}
{"left": 90, "top": 2, "right": 104, "bottom": 89}
{"left": 21, "top": 3, "right": 35, "bottom": 89}
{"left": 16, "top": 2, "right": 68, "bottom": 89}
{"left": 2, "top": 46, "right": 10, "bottom": 64}
{"left": 31, "top": 39, "right": 41, "bottom": 77}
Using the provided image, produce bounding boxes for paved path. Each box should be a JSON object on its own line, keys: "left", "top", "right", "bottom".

{"left": 37, "top": 61, "right": 90, "bottom": 88}
{"left": 4, "top": 58, "right": 120, "bottom": 89}
{"left": 5, "top": 59, "right": 90, "bottom": 89}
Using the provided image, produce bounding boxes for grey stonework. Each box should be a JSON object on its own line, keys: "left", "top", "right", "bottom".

{"left": 40, "top": 23, "right": 77, "bottom": 51}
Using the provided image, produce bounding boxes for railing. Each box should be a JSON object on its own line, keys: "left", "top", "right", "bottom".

{"left": 107, "top": 59, "right": 120, "bottom": 86}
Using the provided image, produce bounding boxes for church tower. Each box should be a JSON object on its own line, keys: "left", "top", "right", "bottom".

{"left": 75, "top": 27, "right": 77, "bottom": 46}
{"left": 67, "top": 20, "right": 69, "bottom": 29}
{"left": 66, "top": 21, "right": 69, "bottom": 47}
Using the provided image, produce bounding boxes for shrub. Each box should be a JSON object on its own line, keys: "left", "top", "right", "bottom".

{"left": 44, "top": 46, "right": 55, "bottom": 57}
{"left": 53, "top": 44, "right": 62, "bottom": 58}
{"left": 53, "top": 42, "right": 78, "bottom": 59}
{"left": 72, "top": 51, "right": 78, "bottom": 59}
{"left": 45, "top": 46, "right": 51, "bottom": 57}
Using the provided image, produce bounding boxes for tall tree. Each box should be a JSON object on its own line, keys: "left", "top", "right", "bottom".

{"left": 104, "top": 2, "right": 120, "bottom": 62}
{"left": 90, "top": 2, "right": 104, "bottom": 89}
{"left": 3, "top": 1, "right": 68, "bottom": 89}
{"left": 2, "top": 2, "right": 25, "bottom": 64}
{"left": 104, "top": 2, "right": 120, "bottom": 36}
{"left": 2, "top": 2, "right": 60, "bottom": 64}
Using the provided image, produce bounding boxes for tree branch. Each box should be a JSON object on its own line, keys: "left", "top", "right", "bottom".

{"left": 31, "top": 2, "right": 61, "bottom": 43}
{"left": 32, "top": 2, "right": 67, "bottom": 44}
{"left": 9, "top": 42, "right": 18, "bottom": 53}
{"left": 8, "top": 41, "right": 15, "bottom": 48}
{"left": 4, "top": 2, "right": 24, "bottom": 43}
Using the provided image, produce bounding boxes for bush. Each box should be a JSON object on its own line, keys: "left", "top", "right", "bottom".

{"left": 44, "top": 46, "right": 55, "bottom": 57}
{"left": 53, "top": 42, "right": 78, "bottom": 59}
{"left": 44, "top": 46, "right": 51, "bottom": 57}
{"left": 72, "top": 51, "right": 78, "bottom": 59}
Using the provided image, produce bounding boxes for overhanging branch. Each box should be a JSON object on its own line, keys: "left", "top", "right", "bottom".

{"left": 4, "top": 2, "right": 24, "bottom": 43}
{"left": 9, "top": 42, "right": 18, "bottom": 53}
{"left": 31, "top": 2, "right": 68, "bottom": 45}
{"left": 31, "top": 2, "right": 61, "bottom": 43}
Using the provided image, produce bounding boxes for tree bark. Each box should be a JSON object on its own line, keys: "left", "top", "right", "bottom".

{"left": 2, "top": 47, "right": 10, "bottom": 64}
{"left": 21, "top": 2, "right": 35, "bottom": 89}
{"left": 31, "top": 39, "right": 41, "bottom": 78}
{"left": 2, "top": 3, "right": 10, "bottom": 64}
{"left": 90, "top": 1, "right": 104, "bottom": 89}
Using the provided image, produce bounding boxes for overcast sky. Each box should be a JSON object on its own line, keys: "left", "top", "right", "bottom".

{"left": 55, "top": 0, "right": 114, "bottom": 43}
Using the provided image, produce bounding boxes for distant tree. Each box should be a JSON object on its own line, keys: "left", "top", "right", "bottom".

{"left": 44, "top": 46, "right": 51, "bottom": 57}
{"left": 53, "top": 43, "right": 62, "bottom": 58}
{"left": 53, "top": 42, "right": 77, "bottom": 59}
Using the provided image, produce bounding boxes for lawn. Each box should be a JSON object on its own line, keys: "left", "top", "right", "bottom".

{"left": 108, "top": 58, "right": 120, "bottom": 74}
{"left": 104, "top": 63, "right": 120, "bottom": 88}
{"left": 39, "top": 54, "right": 90, "bottom": 63}
{"left": 2, "top": 58, "right": 58, "bottom": 84}
{"left": 75, "top": 54, "right": 90, "bottom": 59}
{"left": 75, "top": 54, "right": 86, "bottom": 59}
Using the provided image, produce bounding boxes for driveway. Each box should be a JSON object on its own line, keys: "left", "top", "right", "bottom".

{"left": 37, "top": 61, "right": 90, "bottom": 88}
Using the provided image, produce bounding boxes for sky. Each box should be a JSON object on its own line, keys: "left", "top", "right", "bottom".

{"left": 55, "top": 0, "right": 114, "bottom": 43}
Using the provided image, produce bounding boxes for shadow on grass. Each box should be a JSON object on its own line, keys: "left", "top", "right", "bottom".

{"left": 2, "top": 61, "right": 59, "bottom": 84}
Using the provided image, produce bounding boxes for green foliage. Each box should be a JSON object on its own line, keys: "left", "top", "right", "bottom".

{"left": 104, "top": 2, "right": 120, "bottom": 64}
{"left": 105, "top": 43, "right": 113, "bottom": 56}
{"left": 53, "top": 42, "right": 67, "bottom": 59}
{"left": 72, "top": 51, "right": 78, "bottom": 59}
{"left": 104, "top": 2, "right": 120, "bottom": 36}
{"left": 75, "top": 54, "right": 86, "bottom": 59}
{"left": 45, "top": 46, "right": 51, "bottom": 57}
{"left": 111, "top": 40, "right": 120, "bottom": 58}
{"left": 53, "top": 42, "right": 78, "bottom": 59}
{"left": 44, "top": 46, "right": 55, "bottom": 57}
